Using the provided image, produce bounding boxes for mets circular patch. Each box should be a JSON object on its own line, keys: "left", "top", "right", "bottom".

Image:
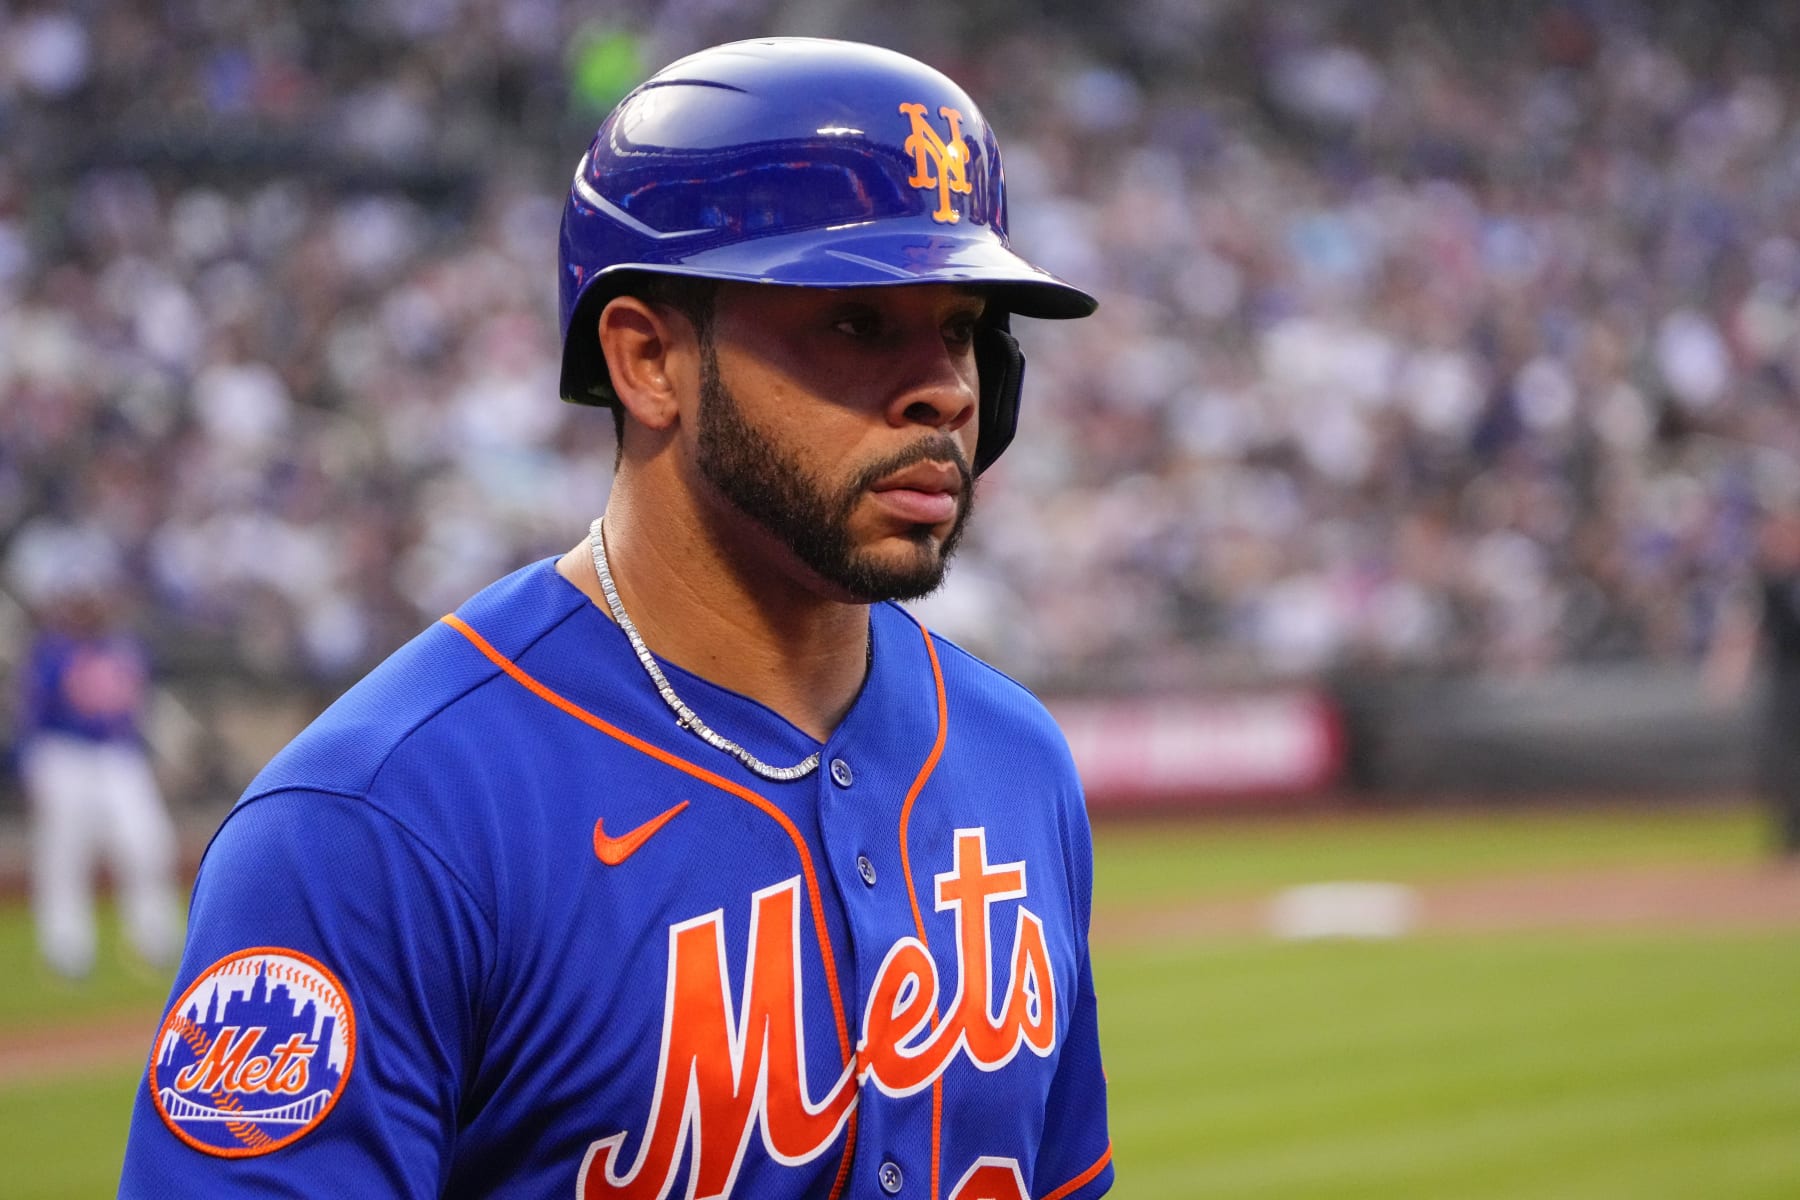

{"left": 149, "top": 947, "right": 356, "bottom": 1157}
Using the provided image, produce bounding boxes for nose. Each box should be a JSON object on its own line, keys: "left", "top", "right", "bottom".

{"left": 887, "top": 335, "right": 978, "bottom": 436}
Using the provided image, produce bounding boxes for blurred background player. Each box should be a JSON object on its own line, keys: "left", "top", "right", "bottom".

{"left": 1710, "top": 496, "right": 1800, "bottom": 858}
{"left": 1754, "top": 504, "right": 1800, "bottom": 857}
{"left": 8, "top": 521, "right": 181, "bottom": 978}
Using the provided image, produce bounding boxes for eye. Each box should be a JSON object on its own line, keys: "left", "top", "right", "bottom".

{"left": 831, "top": 307, "right": 880, "bottom": 338}
{"left": 943, "top": 311, "right": 980, "bottom": 349}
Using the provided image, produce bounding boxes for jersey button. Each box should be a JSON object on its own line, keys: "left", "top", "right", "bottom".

{"left": 878, "top": 1160, "right": 904, "bottom": 1194}
{"left": 857, "top": 854, "right": 877, "bottom": 887}
{"left": 830, "top": 758, "right": 854, "bottom": 787}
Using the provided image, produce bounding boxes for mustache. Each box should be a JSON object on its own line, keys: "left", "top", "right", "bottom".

{"left": 848, "top": 435, "right": 974, "bottom": 496}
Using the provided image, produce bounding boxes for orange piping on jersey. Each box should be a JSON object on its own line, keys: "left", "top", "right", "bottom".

{"left": 830, "top": 1110, "right": 859, "bottom": 1198}
{"left": 1039, "top": 1142, "right": 1113, "bottom": 1200}
{"left": 930, "top": 1082, "right": 944, "bottom": 1200}
{"left": 441, "top": 612, "right": 859, "bottom": 1191}
{"left": 445, "top": 614, "right": 859, "bottom": 1193}
{"left": 897, "top": 623, "right": 950, "bottom": 941}
{"left": 896, "top": 622, "right": 950, "bottom": 1200}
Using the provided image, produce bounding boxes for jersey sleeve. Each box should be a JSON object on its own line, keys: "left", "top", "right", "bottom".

{"left": 120, "top": 787, "right": 496, "bottom": 1198}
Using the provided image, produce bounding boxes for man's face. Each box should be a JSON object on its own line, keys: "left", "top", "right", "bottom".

{"left": 690, "top": 283, "right": 984, "bottom": 603}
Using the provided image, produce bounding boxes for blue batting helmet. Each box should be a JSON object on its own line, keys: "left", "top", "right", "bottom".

{"left": 556, "top": 36, "right": 1096, "bottom": 473}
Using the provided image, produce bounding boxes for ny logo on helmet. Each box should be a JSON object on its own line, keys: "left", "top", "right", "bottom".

{"left": 900, "top": 103, "right": 973, "bottom": 224}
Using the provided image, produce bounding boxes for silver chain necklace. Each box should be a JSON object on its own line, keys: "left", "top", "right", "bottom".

{"left": 588, "top": 518, "right": 822, "bottom": 782}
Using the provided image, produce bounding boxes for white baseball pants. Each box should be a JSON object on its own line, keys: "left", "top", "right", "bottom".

{"left": 21, "top": 734, "right": 180, "bottom": 977}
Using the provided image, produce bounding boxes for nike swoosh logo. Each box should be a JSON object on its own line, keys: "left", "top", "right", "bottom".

{"left": 594, "top": 800, "right": 689, "bottom": 866}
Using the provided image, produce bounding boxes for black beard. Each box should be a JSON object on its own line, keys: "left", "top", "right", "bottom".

{"left": 694, "top": 346, "right": 975, "bottom": 603}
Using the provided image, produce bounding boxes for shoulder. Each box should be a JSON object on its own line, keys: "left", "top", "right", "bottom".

{"left": 882, "top": 602, "right": 1077, "bottom": 774}
{"left": 879, "top": 605, "right": 1098, "bottom": 926}
{"left": 245, "top": 559, "right": 583, "bottom": 805}
{"left": 891, "top": 604, "right": 1063, "bottom": 726}
{"left": 203, "top": 560, "right": 589, "bottom": 929}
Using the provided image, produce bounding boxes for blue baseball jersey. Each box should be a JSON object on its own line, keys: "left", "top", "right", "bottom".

{"left": 121, "top": 559, "right": 1113, "bottom": 1199}
{"left": 17, "top": 630, "right": 152, "bottom": 747}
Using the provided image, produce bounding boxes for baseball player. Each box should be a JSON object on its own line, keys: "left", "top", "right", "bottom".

{"left": 11, "top": 532, "right": 180, "bottom": 980}
{"left": 122, "top": 38, "right": 1113, "bottom": 1199}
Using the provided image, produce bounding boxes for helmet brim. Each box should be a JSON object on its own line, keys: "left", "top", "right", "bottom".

{"left": 589, "top": 223, "right": 1097, "bottom": 321}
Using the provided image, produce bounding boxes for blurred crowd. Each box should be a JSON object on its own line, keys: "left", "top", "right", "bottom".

{"left": 5, "top": 0, "right": 1800, "bottom": 695}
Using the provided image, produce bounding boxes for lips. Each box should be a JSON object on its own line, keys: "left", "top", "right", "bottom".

{"left": 869, "top": 461, "right": 963, "bottom": 525}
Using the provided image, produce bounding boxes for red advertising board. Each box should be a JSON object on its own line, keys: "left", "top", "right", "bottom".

{"left": 1048, "top": 690, "right": 1344, "bottom": 810}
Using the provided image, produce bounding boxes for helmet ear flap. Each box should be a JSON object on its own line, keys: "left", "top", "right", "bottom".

{"left": 973, "top": 316, "right": 1025, "bottom": 476}
{"left": 561, "top": 287, "right": 616, "bottom": 409}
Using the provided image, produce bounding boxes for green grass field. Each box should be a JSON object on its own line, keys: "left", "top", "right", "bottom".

{"left": 1090, "top": 803, "right": 1771, "bottom": 905}
{"left": 1101, "top": 933, "right": 1800, "bottom": 1198}
{"left": 5, "top": 802, "right": 1796, "bottom": 1198}
{"left": 1094, "top": 803, "right": 1800, "bottom": 1198}
{"left": 1, "top": 1066, "right": 146, "bottom": 1200}
{"left": 0, "top": 903, "right": 177, "bottom": 1199}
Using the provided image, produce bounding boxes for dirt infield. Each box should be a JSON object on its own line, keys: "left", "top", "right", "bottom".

{"left": 0, "top": 1014, "right": 155, "bottom": 1089}
{"left": 1095, "top": 860, "right": 1800, "bottom": 944}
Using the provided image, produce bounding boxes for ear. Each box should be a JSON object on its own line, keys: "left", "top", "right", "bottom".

{"left": 597, "top": 295, "right": 687, "bottom": 432}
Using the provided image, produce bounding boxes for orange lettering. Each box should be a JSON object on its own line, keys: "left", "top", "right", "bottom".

{"left": 1003, "top": 911, "right": 1056, "bottom": 1057}
{"left": 899, "top": 102, "right": 973, "bottom": 223}
{"left": 267, "top": 1033, "right": 314, "bottom": 1094}
{"left": 860, "top": 830, "right": 1058, "bottom": 1095}
{"left": 237, "top": 1055, "right": 271, "bottom": 1090}
{"left": 935, "top": 829, "right": 1027, "bottom": 1067}
{"left": 578, "top": 879, "right": 856, "bottom": 1199}
{"left": 173, "top": 1026, "right": 265, "bottom": 1094}
{"left": 581, "top": 833, "right": 1060, "bottom": 1197}
{"left": 857, "top": 939, "right": 954, "bottom": 1094}
{"left": 948, "top": 1157, "right": 1029, "bottom": 1200}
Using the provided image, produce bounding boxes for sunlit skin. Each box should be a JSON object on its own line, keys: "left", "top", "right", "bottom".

{"left": 556, "top": 281, "right": 985, "bottom": 741}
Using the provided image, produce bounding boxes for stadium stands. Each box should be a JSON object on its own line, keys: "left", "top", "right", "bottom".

{"left": 4, "top": 0, "right": 1796, "bottom": 699}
